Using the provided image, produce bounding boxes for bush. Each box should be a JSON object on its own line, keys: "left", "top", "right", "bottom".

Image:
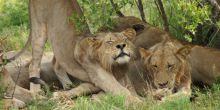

{"left": 0, "top": 0, "right": 28, "bottom": 30}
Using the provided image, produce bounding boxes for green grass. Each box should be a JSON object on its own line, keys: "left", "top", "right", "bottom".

{"left": 4, "top": 84, "right": 216, "bottom": 110}
{"left": 0, "top": 24, "right": 29, "bottom": 51}
{"left": 26, "top": 99, "right": 57, "bottom": 110}
{"left": 73, "top": 94, "right": 126, "bottom": 110}
{"left": 0, "top": 25, "right": 51, "bottom": 52}
{"left": 21, "top": 86, "right": 220, "bottom": 110}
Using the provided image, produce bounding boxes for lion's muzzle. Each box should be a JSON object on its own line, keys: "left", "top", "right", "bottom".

{"left": 114, "top": 51, "right": 130, "bottom": 64}
{"left": 114, "top": 52, "right": 130, "bottom": 60}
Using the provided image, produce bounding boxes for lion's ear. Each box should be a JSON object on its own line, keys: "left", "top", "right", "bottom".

{"left": 87, "top": 37, "right": 97, "bottom": 43}
{"left": 87, "top": 37, "right": 102, "bottom": 49}
{"left": 176, "top": 45, "right": 192, "bottom": 59}
{"left": 132, "top": 23, "right": 145, "bottom": 32}
{"left": 139, "top": 48, "right": 151, "bottom": 59}
{"left": 121, "top": 28, "right": 136, "bottom": 41}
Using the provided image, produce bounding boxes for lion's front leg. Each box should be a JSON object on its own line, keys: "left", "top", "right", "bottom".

{"left": 119, "top": 74, "right": 139, "bottom": 97}
{"left": 82, "top": 63, "right": 141, "bottom": 103}
{"left": 52, "top": 83, "right": 100, "bottom": 100}
{"left": 161, "top": 87, "right": 191, "bottom": 102}
{"left": 161, "top": 81, "right": 192, "bottom": 101}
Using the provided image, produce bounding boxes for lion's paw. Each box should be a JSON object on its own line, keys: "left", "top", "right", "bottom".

{"left": 3, "top": 98, "right": 26, "bottom": 109}
{"left": 126, "top": 95, "right": 142, "bottom": 104}
{"left": 51, "top": 91, "right": 71, "bottom": 101}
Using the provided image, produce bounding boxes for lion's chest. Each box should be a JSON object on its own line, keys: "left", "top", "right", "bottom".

{"left": 112, "top": 64, "right": 129, "bottom": 80}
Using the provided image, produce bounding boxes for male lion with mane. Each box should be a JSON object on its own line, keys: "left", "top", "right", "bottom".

{"left": 52, "top": 28, "right": 141, "bottom": 103}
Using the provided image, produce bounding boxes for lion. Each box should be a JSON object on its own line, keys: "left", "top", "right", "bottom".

{"left": 3, "top": 0, "right": 93, "bottom": 95}
{"left": 0, "top": 52, "right": 47, "bottom": 109}
{"left": 52, "top": 28, "right": 141, "bottom": 103}
{"left": 138, "top": 39, "right": 192, "bottom": 100}
{"left": 5, "top": 1, "right": 143, "bottom": 104}
{"left": 110, "top": 16, "right": 220, "bottom": 87}
{"left": 9, "top": 1, "right": 142, "bottom": 99}
{"left": 187, "top": 46, "right": 220, "bottom": 86}
{"left": 4, "top": 51, "right": 62, "bottom": 90}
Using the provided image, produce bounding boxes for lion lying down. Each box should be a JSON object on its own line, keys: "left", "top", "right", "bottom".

{"left": 0, "top": 51, "right": 49, "bottom": 110}
{"left": 4, "top": 51, "right": 62, "bottom": 89}
{"left": 52, "top": 28, "right": 142, "bottom": 103}
{"left": 5, "top": 29, "right": 142, "bottom": 105}
{"left": 2, "top": 51, "right": 84, "bottom": 108}
{"left": 136, "top": 39, "right": 192, "bottom": 100}
{"left": 109, "top": 16, "right": 220, "bottom": 86}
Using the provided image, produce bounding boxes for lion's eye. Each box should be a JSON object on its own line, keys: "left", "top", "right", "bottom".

{"left": 151, "top": 65, "right": 158, "bottom": 71}
{"left": 168, "top": 64, "right": 174, "bottom": 69}
{"left": 106, "top": 41, "right": 113, "bottom": 44}
{"left": 152, "top": 65, "right": 158, "bottom": 68}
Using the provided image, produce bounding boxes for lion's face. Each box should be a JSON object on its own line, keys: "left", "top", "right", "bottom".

{"left": 90, "top": 29, "right": 136, "bottom": 70}
{"left": 139, "top": 41, "right": 190, "bottom": 91}
{"left": 101, "top": 33, "right": 134, "bottom": 64}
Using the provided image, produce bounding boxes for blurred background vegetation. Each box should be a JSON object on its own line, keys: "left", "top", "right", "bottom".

{"left": 0, "top": 0, "right": 28, "bottom": 51}
{"left": 0, "top": 0, "right": 220, "bottom": 51}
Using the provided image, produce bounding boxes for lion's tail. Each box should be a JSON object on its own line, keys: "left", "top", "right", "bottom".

{"left": 29, "top": 77, "right": 50, "bottom": 95}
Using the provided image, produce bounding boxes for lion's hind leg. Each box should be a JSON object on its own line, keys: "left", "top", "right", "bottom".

{"left": 29, "top": 25, "right": 47, "bottom": 94}
{"left": 52, "top": 57, "right": 73, "bottom": 90}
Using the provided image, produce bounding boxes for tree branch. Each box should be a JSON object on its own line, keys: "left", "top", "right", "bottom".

{"left": 109, "top": 0, "right": 124, "bottom": 17}
{"left": 135, "top": 0, "right": 147, "bottom": 23}
{"left": 207, "top": 0, "right": 220, "bottom": 12}
{"left": 155, "top": 0, "right": 169, "bottom": 32}
{"left": 207, "top": 0, "right": 220, "bottom": 23}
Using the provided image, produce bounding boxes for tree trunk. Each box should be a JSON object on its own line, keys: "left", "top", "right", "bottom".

{"left": 155, "top": 0, "right": 169, "bottom": 32}
{"left": 110, "top": 0, "right": 124, "bottom": 17}
{"left": 207, "top": 0, "right": 220, "bottom": 12}
{"left": 135, "top": 0, "right": 147, "bottom": 23}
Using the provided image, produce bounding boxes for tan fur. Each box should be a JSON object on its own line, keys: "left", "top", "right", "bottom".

{"left": 27, "top": 0, "right": 86, "bottom": 93}
{"left": 98, "top": 16, "right": 144, "bottom": 33}
{"left": 99, "top": 16, "right": 168, "bottom": 49}
{"left": 53, "top": 29, "right": 141, "bottom": 103}
{"left": 138, "top": 39, "right": 191, "bottom": 100}
{"left": 111, "top": 16, "right": 220, "bottom": 87}
{"left": 0, "top": 53, "right": 47, "bottom": 109}
{"left": 187, "top": 46, "right": 220, "bottom": 85}
{"left": 4, "top": 51, "right": 62, "bottom": 89}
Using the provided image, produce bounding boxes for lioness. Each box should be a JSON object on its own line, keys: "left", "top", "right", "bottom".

{"left": 112, "top": 16, "right": 220, "bottom": 86}
{"left": 9, "top": 0, "right": 91, "bottom": 94}
{"left": 52, "top": 28, "right": 141, "bottom": 103}
{"left": 138, "top": 39, "right": 191, "bottom": 100}
{"left": 4, "top": 51, "right": 61, "bottom": 89}
{"left": 0, "top": 52, "right": 46, "bottom": 109}
{"left": 187, "top": 46, "right": 220, "bottom": 85}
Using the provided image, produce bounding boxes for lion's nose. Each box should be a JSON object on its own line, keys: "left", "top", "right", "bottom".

{"left": 158, "top": 81, "right": 168, "bottom": 88}
{"left": 116, "top": 44, "right": 126, "bottom": 49}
